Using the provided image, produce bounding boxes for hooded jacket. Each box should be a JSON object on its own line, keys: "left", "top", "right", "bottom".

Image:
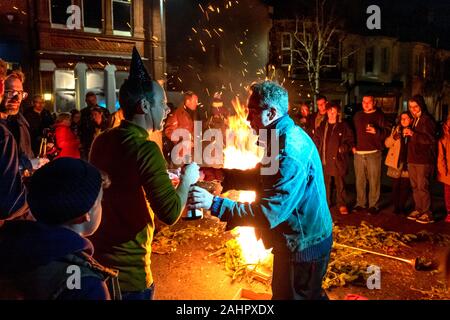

{"left": 0, "top": 221, "right": 114, "bottom": 300}
{"left": 407, "top": 112, "right": 437, "bottom": 165}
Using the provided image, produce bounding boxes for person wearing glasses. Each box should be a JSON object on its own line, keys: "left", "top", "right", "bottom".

{"left": 0, "top": 59, "right": 28, "bottom": 225}
{"left": 1, "top": 71, "right": 47, "bottom": 172}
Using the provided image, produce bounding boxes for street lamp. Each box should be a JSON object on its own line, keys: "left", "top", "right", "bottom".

{"left": 43, "top": 93, "right": 53, "bottom": 101}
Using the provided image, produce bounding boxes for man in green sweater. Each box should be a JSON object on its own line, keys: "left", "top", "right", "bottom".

{"left": 89, "top": 48, "right": 199, "bottom": 300}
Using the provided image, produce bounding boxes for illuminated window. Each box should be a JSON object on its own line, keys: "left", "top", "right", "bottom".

{"left": 87, "top": 70, "right": 106, "bottom": 108}
{"left": 112, "top": 0, "right": 132, "bottom": 36}
{"left": 54, "top": 70, "right": 76, "bottom": 113}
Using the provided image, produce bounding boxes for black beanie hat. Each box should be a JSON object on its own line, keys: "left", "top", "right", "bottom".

{"left": 28, "top": 158, "right": 102, "bottom": 225}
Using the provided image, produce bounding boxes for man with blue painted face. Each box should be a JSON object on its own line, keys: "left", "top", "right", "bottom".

{"left": 190, "top": 80, "right": 333, "bottom": 300}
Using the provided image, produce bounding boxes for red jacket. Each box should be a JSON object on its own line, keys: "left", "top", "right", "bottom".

{"left": 54, "top": 123, "right": 80, "bottom": 159}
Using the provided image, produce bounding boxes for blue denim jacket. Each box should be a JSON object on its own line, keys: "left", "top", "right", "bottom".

{"left": 211, "top": 115, "right": 333, "bottom": 255}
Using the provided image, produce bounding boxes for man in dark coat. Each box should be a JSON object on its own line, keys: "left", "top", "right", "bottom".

{"left": 305, "top": 94, "right": 328, "bottom": 137}
{"left": 314, "top": 103, "right": 354, "bottom": 214}
{"left": 23, "top": 95, "right": 54, "bottom": 156}
{"left": 79, "top": 92, "right": 110, "bottom": 160}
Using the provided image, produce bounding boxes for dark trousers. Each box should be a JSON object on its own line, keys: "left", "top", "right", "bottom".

{"left": 392, "top": 177, "right": 412, "bottom": 213}
{"left": 121, "top": 283, "right": 155, "bottom": 300}
{"left": 324, "top": 174, "right": 347, "bottom": 207}
{"left": 271, "top": 251, "right": 330, "bottom": 300}
{"left": 409, "top": 164, "right": 433, "bottom": 214}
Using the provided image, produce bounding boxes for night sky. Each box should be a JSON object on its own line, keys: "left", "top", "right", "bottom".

{"left": 165, "top": 0, "right": 450, "bottom": 106}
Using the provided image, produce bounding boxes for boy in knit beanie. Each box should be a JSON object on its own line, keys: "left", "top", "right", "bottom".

{"left": 0, "top": 158, "right": 119, "bottom": 300}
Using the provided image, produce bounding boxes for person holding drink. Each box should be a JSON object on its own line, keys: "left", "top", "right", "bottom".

{"left": 89, "top": 48, "right": 200, "bottom": 300}
{"left": 352, "top": 95, "right": 390, "bottom": 215}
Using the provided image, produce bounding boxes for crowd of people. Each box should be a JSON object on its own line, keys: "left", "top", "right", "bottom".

{"left": 0, "top": 45, "right": 449, "bottom": 301}
{"left": 294, "top": 93, "right": 450, "bottom": 224}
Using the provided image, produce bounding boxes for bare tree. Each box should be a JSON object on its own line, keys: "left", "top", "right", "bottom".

{"left": 291, "top": 0, "right": 338, "bottom": 109}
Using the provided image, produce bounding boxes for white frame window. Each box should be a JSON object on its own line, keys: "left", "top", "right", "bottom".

{"left": 54, "top": 69, "right": 76, "bottom": 113}
{"left": 281, "top": 32, "right": 292, "bottom": 67}
{"left": 281, "top": 33, "right": 292, "bottom": 50}
{"left": 112, "top": 0, "right": 132, "bottom": 37}
{"left": 49, "top": 0, "right": 74, "bottom": 30}
{"left": 82, "top": 0, "right": 103, "bottom": 34}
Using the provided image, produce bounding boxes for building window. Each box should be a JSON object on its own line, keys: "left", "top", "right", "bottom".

{"left": 415, "top": 54, "right": 426, "bottom": 77}
{"left": 347, "top": 46, "right": 356, "bottom": 70}
{"left": 112, "top": 0, "right": 132, "bottom": 36}
{"left": 50, "top": 0, "right": 73, "bottom": 26}
{"left": 381, "top": 47, "right": 389, "bottom": 73}
{"left": 280, "top": 33, "right": 292, "bottom": 67}
{"left": 87, "top": 70, "right": 106, "bottom": 108}
{"left": 281, "top": 51, "right": 292, "bottom": 66}
{"left": 83, "top": 0, "right": 102, "bottom": 32}
{"left": 374, "top": 96, "right": 396, "bottom": 114}
{"left": 281, "top": 33, "right": 292, "bottom": 50}
{"left": 365, "top": 47, "right": 374, "bottom": 74}
{"left": 54, "top": 70, "right": 76, "bottom": 113}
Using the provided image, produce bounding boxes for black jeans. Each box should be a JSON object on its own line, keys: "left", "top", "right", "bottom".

{"left": 271, "top": 251, "right": 330, "bottom": 300}
{"left": 391, "top": 177, "right": 412, "bottom": 213}
{"left": 324, "top": 174, "right": 347, "bottom": 207}
{"left": 409, "top": 164, "right": 434, "bottom": 214}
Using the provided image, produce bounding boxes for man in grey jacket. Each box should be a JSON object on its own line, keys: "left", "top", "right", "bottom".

{"left": 190, "top": 81, "right": 333, "bottom": 300}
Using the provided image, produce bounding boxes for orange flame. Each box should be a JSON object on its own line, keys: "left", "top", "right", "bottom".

{"left": 223, "top": 97, "right": 264, "bottom": 170}
{"left": 233, "top": 226, "right": 272, "bottom": 266}
{"left": 223, "top": 190, "right": 272, "bottom": 265}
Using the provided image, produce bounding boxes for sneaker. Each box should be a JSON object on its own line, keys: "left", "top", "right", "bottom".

{"left": 339, "top": 206, "right": 349, "bottom": 215}
{"left": 368, "top": 207, "right": 380, "bottom": 215}
{"left": 445, "top": 214, "right": 450, "bottom": 223}
{"left": 352, "top": 206, "right": 366, "bottom": 213}
{"left": 407, "top": 210, "right": 421, "bottom": 221}
{"left": 416, "top": 212, "right": 435, "bottom": 224}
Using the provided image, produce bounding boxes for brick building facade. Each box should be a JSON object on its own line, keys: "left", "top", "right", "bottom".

{"left": 0, "top": 0, "right": 166, "bottom": 113}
